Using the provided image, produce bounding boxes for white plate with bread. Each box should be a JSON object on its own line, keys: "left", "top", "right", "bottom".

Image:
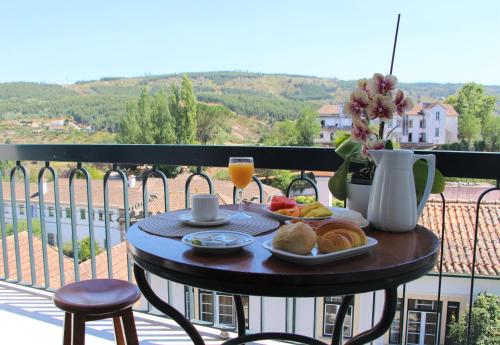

{"left": 262, "top": 219, "right": 377, "bottom": 265}
{"left": 262, "top": 237, "right": 377, "bottom": 265}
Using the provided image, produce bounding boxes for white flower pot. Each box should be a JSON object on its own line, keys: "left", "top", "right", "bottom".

{"left": 346, "top": 182, "right": 372, "bottom": 218}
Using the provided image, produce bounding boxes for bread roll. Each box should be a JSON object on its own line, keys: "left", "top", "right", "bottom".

{"left": 272, "top": 222, "right": 316, "bottom": 255}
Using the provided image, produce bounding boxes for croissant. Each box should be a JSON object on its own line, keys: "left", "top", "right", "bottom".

{"left": 317, "top": 232, "right": 352, "bottom": 253}
{"left": 316, "top": 219, "right": 362, "bottom": 237}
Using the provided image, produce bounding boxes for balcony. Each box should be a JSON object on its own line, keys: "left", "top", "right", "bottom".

{"left": 0, "top": 144, "right": 498, "bottom": 345}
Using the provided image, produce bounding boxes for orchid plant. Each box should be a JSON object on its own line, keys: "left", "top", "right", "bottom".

{"left": 329, "top": 73, "right": 444, "bottom": 201}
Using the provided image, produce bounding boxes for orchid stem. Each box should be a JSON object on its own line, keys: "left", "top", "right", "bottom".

{"left": 379, "top": 121, "right": 385, "bottom": 140}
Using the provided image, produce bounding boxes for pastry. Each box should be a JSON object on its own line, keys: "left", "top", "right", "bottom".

{"left": 315, "top": 219, "right": 368, "bottom": 253}
{"left": 317, "top": 232, "right": 352, "bottom": 252}
{"left": 272, "top": 222, "right": 316, "bottom": 255}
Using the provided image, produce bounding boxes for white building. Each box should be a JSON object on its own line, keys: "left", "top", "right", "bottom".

{"left": 396, "top": 102, "right": 459, "bottom": 145}
{"left": 316, "top": 102, "right": 459, "bottom": 147}
{"left": 316, "top": 103, "right": 352, "bottom": 145}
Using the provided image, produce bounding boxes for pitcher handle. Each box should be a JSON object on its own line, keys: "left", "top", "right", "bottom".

{"left": 413, "top": 154, "right": 436, "bottom": 217}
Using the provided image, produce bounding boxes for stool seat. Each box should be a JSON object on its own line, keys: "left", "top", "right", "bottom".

{"left": 53, "top": 279, "right": 141, "bottom": 315}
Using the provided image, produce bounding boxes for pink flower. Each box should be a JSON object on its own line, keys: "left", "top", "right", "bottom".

{"left": 394, "top": 90, "right": 414, "bottom": 115}
{"left": 344, "top": 89, "right": 369, "bottom": 116}
{"left": 366, "top": 94, "right": 396, "bottom": 120}
{"left": 351, "top": 117, "right": 369, "bottom": 143}
{"left": 369, "top": 73, "right": 397, "bottom": 95}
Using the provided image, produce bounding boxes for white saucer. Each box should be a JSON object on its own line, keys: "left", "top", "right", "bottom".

{"left": 179, "top": 211, "right": 232, "bottom": 227}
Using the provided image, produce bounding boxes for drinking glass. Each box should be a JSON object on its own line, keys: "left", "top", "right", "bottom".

{"left": 228, "top": 157, "right": 254, "bottom": 220}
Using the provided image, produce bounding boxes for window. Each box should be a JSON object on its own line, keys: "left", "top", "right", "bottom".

{"left": 419, "top": 133, "right": 426, "bottom": 143}
{"left": 445, "top": 302, "right": 460, "bottom": 345}
{"left": 406, "top": 299, "right": 442, "bottom": 345}
{"left": 321, "top": 120, "right": 326, "bottom": 128}
{"left": 80, "top": 209, "right": 86, "bottom": 220}
{"left": 436, "top": 112, "right": 440, "bottom": 120}
{"left": 389, "top": 298, "right": 404, "bottom": 344}
{"left": 419, "top": 119, "right": 426, "bottom": 128}
{"left": 409, "top": 120, "right": 413, "bottom": 128}
{"left": 48, "top": 206, "right": 54, "bottom": 217}
{"left": 319, "top": 133, "right": 324, "bottom": 139}
{"left": 98, "top": 211, "right": 104, "bottom": 221}
{"left": 19, "top": 204, "right": 25, "bottom": 215}
{"left": 435, "top": 128, "right": 439, "bottom": 137}
{"left": 323, "top": 296, "right": 353, "bottom": 338}
{"left": 402, "top": 115, "right": 409, "bottom": 135}
{"left": 65, "top": 208, "right": 71, "bottom": 218}
{"left": 198, "top": 290, "right": 249, "bottom": 328}
{"left": 47, "top": 233, "right": 55, "bottom": 246}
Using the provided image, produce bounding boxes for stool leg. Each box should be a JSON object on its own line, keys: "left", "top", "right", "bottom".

{"left": 113, "top": 317, "right": 126, "bottom": 345}
{"left": 71, "top": 313, "right": 86, "bottom": 345}
{"left": 121, "top": 307, "right": 139, "bottom": 345}
{"left": 63, "top": 313, "right": 72, "bottom": 345}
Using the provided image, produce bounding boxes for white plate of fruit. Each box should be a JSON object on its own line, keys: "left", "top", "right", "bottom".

{"left": 262, "top": 196, "right": 334, "bottom": 221}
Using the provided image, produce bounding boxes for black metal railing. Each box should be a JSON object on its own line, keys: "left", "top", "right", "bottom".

{"left": 0, "top": 144, "right": 498, "bottom": 345}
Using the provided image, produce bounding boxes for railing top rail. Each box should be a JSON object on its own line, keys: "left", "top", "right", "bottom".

{"left": 0, "top": 144, "right": 498, "bottom": 179}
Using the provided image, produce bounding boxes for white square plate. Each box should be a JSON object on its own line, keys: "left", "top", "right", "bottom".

{"left": 261, "top": 237, "right": 377, "bottom": 265}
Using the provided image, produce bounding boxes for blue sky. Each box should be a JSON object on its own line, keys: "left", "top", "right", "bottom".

{"left": 0, "top": 0, "right": 499, "bottom": 84}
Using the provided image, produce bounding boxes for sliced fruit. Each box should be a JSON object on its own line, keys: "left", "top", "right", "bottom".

{"left": 275, "top": 206, "right": 300, "bottom": 217}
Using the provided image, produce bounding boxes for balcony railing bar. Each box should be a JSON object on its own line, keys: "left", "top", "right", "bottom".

{"left": 435, "top": 193, "right": 447, "bottom": 345}
{"left": 232, "top": 175, "right": 264, "bottom": 204}
{"left": 0, "top": 169, "right": 8, "bottom": 279}
{"left": 10, "top": 162, "right": 36, "bottom": 284}
{"left": 0, "top": 145, "right": 498, "bottom": 179}
{"left": 185, "top": 167, "right": 213, "bottom": 209}
{"left": 467, "top": 184, "right": 500, "bottom": 345}
{"left": 286, "top": 170, "right": 319, "bottom": 200}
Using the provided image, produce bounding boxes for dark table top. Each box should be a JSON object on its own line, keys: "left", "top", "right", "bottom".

{"left": 127, "top": 204, "right": 440, "bottom": 297}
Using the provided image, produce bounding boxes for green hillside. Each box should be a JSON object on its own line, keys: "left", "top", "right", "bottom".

{"left": 1, "top": 72, "right": 499, "bottom": 131}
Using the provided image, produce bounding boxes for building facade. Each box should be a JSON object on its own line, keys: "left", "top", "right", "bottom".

{"left": 316, "top": 102, "right": 459, "bottom": 146}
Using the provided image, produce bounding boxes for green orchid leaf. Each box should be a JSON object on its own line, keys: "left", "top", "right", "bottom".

{"left": 413, "top": 160, "right": 446, "bottom": 202}
{"left": 335, "top": 138, "right": 366, "bottom": 164}
{"left": 328, "top": 158, "right": 350, "bottom": 201}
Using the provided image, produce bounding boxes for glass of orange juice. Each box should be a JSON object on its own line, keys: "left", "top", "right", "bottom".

{"left": 228, "top": 157, "right": 254, "bottom": 220}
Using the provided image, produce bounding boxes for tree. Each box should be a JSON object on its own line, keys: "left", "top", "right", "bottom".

{"left": 119, "top": 88, "right": 180, "bottom": 177}
{"left": 482, "top": 114, "right": 500, "bottom": 151}
{"left": 296, "top": 109, "right": 320, "bottom": 146}
{"left": 458, "top": 112, "right": 481, "bottom": 148}
{"left": 446, "top": 83, "right": 496, "bottom": 138}
{"left": 63, "top": 236, "right": 102, "bottom": 263}
{"left": 171, "top": 76, "right": 197, "bottom": 144}
{"left": 263, "top": 120, "right": 298, "bottom": 146}
{"left": 449, "top": 293, "right": 499, "bottom": 345}
{"left": 196, "top": 103, "right": 231, "bottom": 144}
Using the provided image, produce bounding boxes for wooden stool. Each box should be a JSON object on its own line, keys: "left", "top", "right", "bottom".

{"left": 53, "top": 279, "right": 141, "bottom": 345}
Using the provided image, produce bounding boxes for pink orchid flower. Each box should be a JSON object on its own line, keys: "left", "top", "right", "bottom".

{"left": 344, "top": 89, "right": 369, "bottom": 116}
{"left": 351, "top": 116, "right": 370, "bottom": 143}
{"left": 361, "top": 140, "right": 385, "bottom": 158}
{"left": 394, "top": 90, "right": 414, "bottom": 115}
{"left": 369, "top": 73, "right": 397, "bottom": 95}
{"left": 366, "top": 94, "right": 396, "bottom": 120}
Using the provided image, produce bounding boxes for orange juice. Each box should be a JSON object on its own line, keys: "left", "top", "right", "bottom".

{"left": 228, "top": 162, "right": 254, "bottom": 188}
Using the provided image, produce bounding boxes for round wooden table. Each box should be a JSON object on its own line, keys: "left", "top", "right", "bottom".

{"left": 127, "top": 204, "right": 439, "bottom": 345}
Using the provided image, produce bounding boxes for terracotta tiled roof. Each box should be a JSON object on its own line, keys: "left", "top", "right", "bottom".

{"left": 0, "top": 232, "right": 75, "bottom": 288}
{"left": 79, "top": 241, "right": 129, "bottom": 281}
{"left": 420, "top": 200, "right": 499, "bottom": 276}
{"left": 407, "top": 102, "right": 459, "bottom": 116}
{"left": 318, "top": 104, "right": 340, "bottom": 117}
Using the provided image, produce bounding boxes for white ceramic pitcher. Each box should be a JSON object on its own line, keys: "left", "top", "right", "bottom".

{"left": 367, "top": 150, "right": 435, "bottom": 232}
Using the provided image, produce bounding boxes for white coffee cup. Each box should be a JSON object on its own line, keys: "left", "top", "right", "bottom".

{"left": 191, "top": 194, "right": 219, "bottom": 221}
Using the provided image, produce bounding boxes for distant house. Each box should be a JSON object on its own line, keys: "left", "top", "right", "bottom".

{"left": 396, "top": 102, "right": 459, "bottom": 145}
{"left": 316, "top": 102, "right": 459, "bottom": 146}
{"left": 316, "top": 103, "right": 352, "bottom": 144}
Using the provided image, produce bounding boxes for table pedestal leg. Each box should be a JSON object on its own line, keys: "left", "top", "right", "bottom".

{"left": 331, "top": 295, "right": 354, "bottom": 345}
{"left": 343, "top": 287, "right": 398, "bottom": 345}
{"left": 133, "top": 264, "right": 205, "bottom": 345}
{"left": 233, "top": 295, "right": 246, "bottom": 337}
